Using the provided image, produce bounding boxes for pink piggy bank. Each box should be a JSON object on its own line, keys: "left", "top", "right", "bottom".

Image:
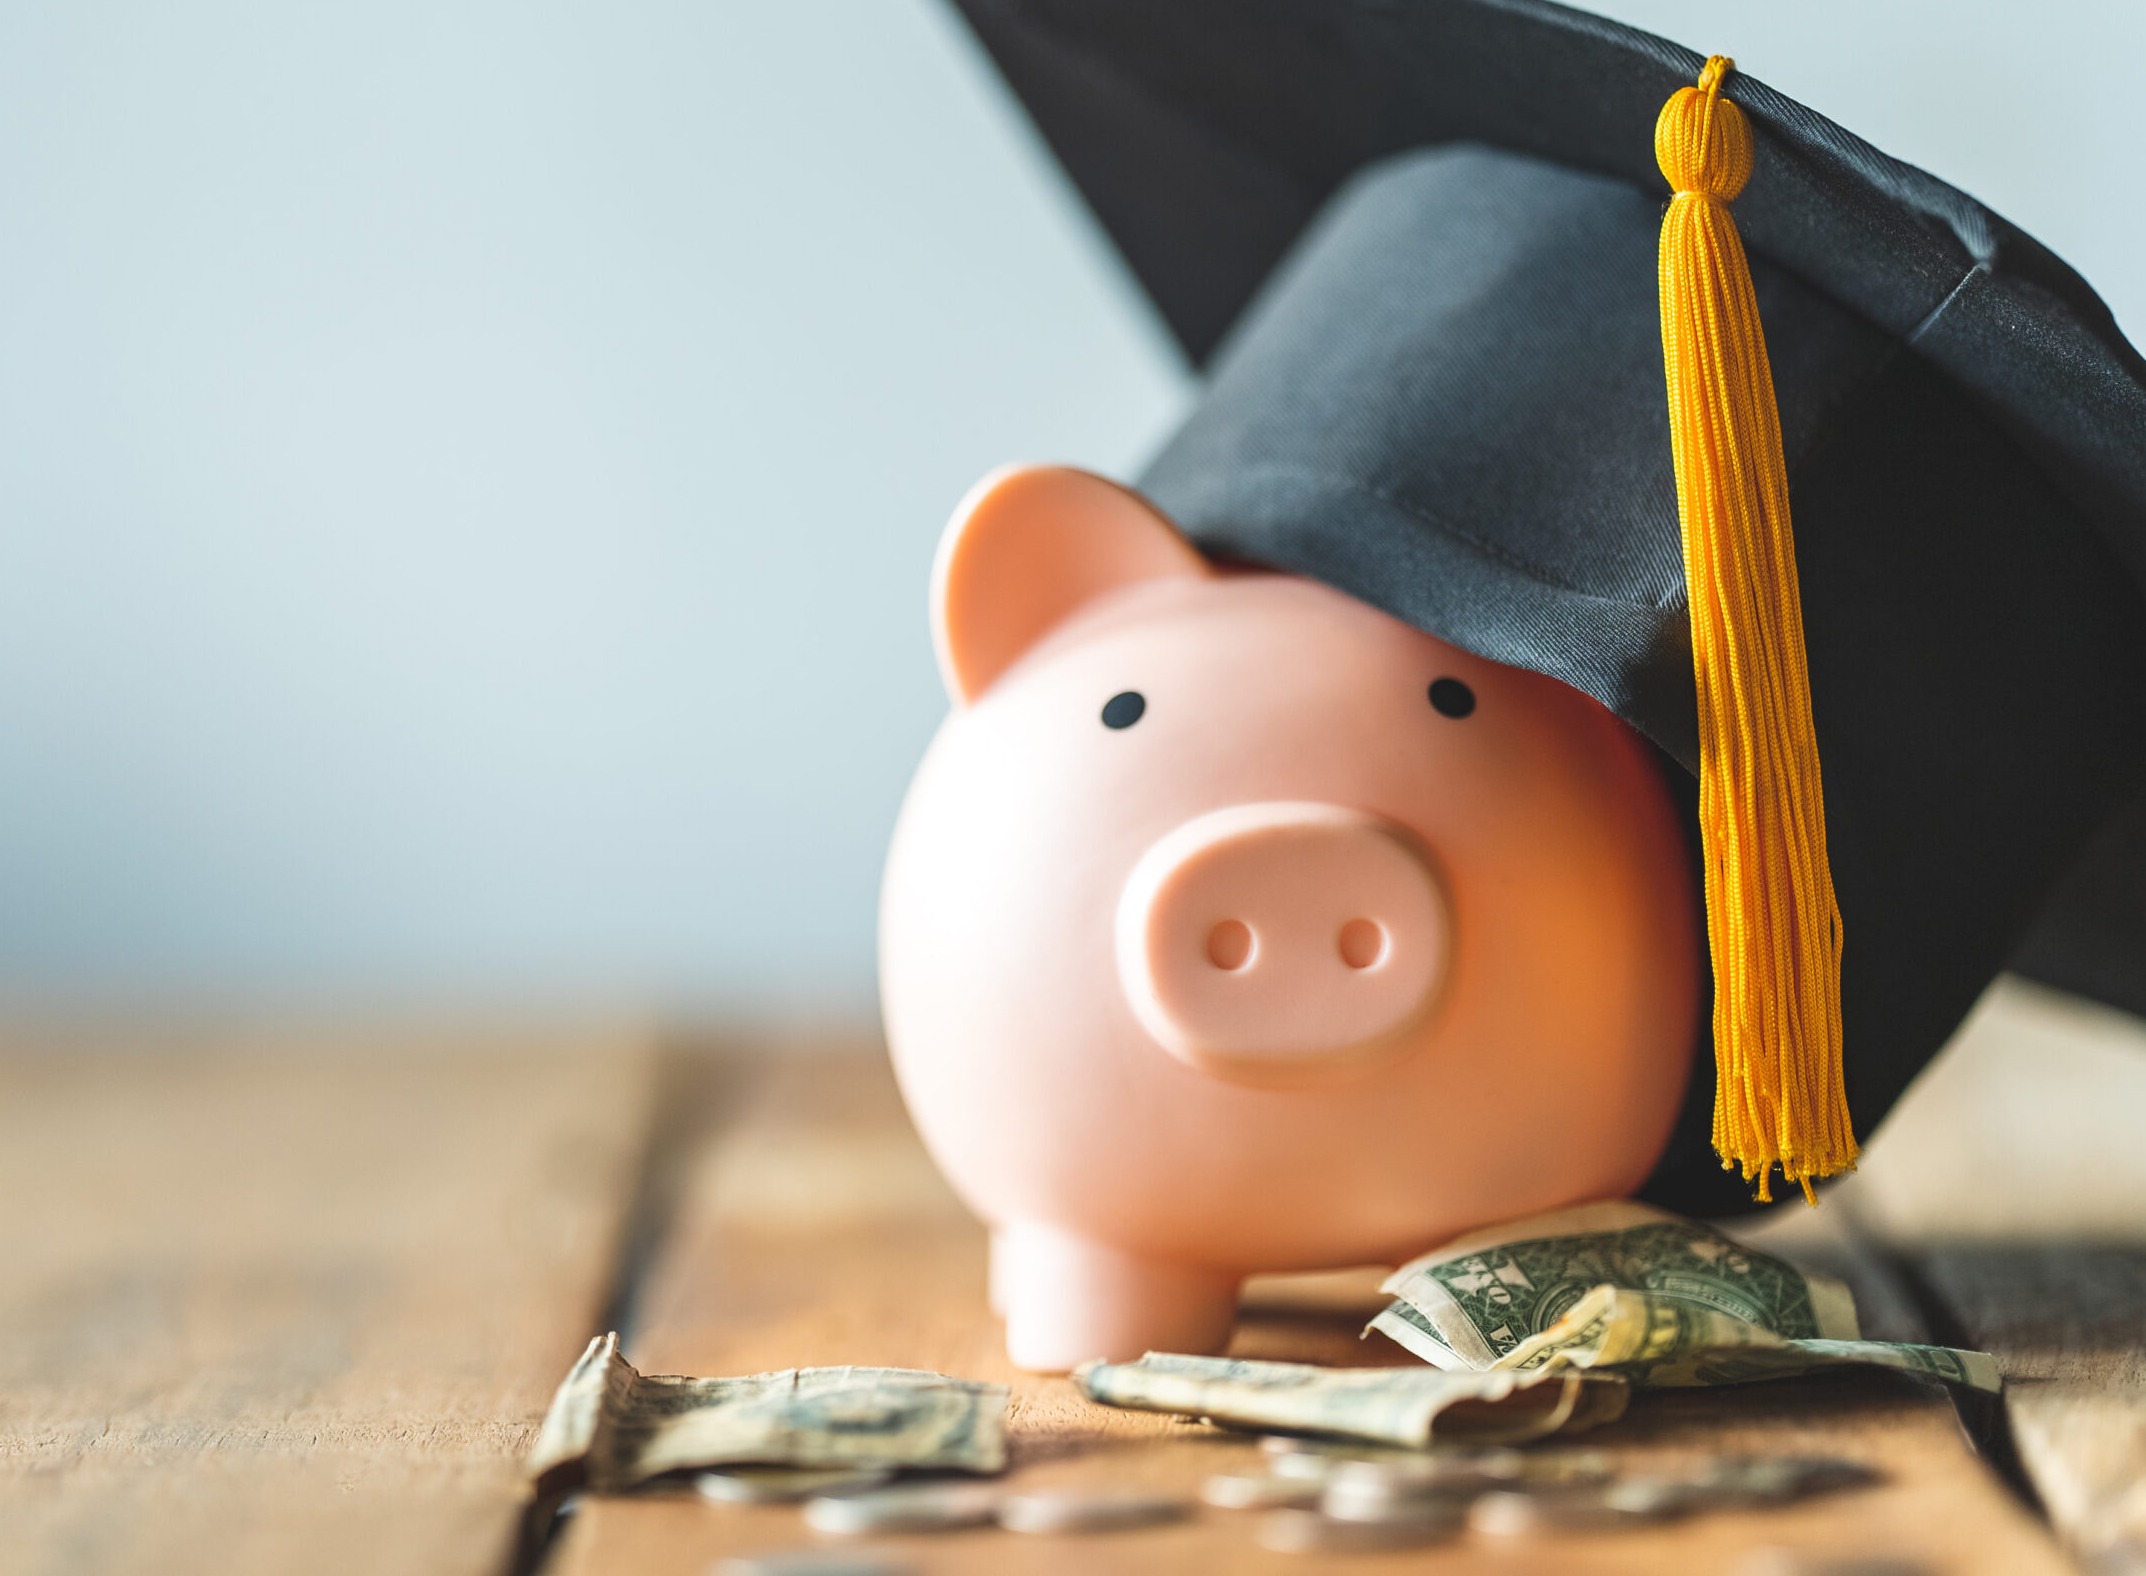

{"left": 880, "top": 465, "right": 1701, "bottom": 1372}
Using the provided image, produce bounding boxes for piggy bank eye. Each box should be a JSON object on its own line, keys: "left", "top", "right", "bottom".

{"left": 1428, "top": 677, "right": 1476, "bottom": 719}
{"left": 1101, "top": 691, "right": 1146, "bottom": 729}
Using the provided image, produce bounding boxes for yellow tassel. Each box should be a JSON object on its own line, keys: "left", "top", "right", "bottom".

{"left": 1655, "top": 57, "right": 1855, "bottom": 1203}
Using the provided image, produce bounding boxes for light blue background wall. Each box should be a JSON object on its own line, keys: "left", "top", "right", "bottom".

{"left": 2, "top": 1, "right": 2138, "bottom": 1012}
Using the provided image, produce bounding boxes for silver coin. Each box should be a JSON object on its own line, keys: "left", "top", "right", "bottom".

{"left": 802, "top": 1482, "right": 1001, "bottom": 1537}
{"left": 1199, "top": 1472, "right": 1324, "bottom": 1511}
{"left": 1731, "top": 1549, "right": 1933, "bottom": 1576}
{"left": 1322, "top": 1455, "right": 1512, "bottom": 1499}
{"left": 996, "top": 1490, "right": 1191, "bottom": 1534}
{"left": 1506, "top": 1448, "right": 1615, "bottom": 1486}
{"left": 1259, "top": 1435, "right": 1427, "bottom": 1461}
{"left": 1468, "top": 1484, "right": 1680, "bottom": 1537}
{"left": 1255, "top": 1508, "right": 1458, "bottom": 1554}
{"left": 1322, "top": 1478, "right": 1472, "bottom": 1529}
{"left": 1320, "top": 1469, "right": 1477, "bottom": 1524}
{"left": 714, "top": 1552, "right": 914, "bottom": 1576}
{"left": 1597, "top": 1476, "right": 1705, "bottom": 1517}
{"left": 1253, "top": 1434, "right": 1510, "bottom": 1485}
{"left": 1265, "top": 1450, "right": 1343, "bottom": 1484}
{"left": 696, "top": 1466, "right": 898, "bottom": 1505}
{"left": 1467, "top": 1489, "right": 1581, "bottom": 1537}
{"left": 1699, "top": 1455, "right": 1878, "bottom": 1505}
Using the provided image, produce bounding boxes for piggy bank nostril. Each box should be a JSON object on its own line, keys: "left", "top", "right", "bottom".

{"left": 1338, "top": 918, "right": 1387, "bottom": 970}
{"left": 1206, "top": 920, "right": 1255, "bottom": 971}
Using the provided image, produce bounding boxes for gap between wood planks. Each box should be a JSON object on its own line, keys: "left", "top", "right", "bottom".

{"left": 509, "top": 1036, "right": 760, "bottom": 1576}
{"left": 1885, "top": 1244, "right": 2048, "bottom": 1522}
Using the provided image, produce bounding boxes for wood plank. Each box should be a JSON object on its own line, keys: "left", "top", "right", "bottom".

{"left": 1834, "top": 977, "right": 2146, "bottom": 1574}
{"left": 549, "top": 1040, "right": 2068, "bottom": 1576}
{"left": 0, "top": 1023, "right": 660, "bottom": 1576}
{"left": 1908, "top": 1246, "right": 2146, "bottom": 1575}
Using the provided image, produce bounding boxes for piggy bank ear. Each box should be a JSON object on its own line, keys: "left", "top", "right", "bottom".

{"left": 932, "top": 465, "right": 1210, "bottom": 705}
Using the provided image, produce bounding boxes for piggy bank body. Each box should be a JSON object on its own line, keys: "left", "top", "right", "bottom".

{"left": 880, "top": 467, "right": 1700, "bottom": 1371}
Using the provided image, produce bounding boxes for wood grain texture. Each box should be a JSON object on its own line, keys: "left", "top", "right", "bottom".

{"left": 1911, "top": 1246, "right": 2146, "bottom": 1576}
{"left": 0, "top": 1024, "right": 658, "bottom": 1576}
{"left": 548, "top": 1042, "right": 2069, "bottom": 1576}
{"left": 1836, "top": 977, "right": 2146, "bottom": 1575}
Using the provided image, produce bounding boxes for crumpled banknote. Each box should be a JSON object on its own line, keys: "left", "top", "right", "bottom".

{"left": 1075, "top": 1351, "right": 1627, "bottom": 1447}
{"left": 1368, "top": 1200, "right": 1999, "bottom": 1392}
{"left": 528, "top": 1332, "right": 1010, "bottom": 1493}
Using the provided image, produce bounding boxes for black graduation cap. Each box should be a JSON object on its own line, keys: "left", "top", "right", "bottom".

{"left": 950, "top": 0, "right": 2146, "bottom": 1214}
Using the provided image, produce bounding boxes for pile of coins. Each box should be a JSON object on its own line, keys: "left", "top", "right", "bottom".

{"left": 703, "top": 1470, "right": 1193, "bottom": 1574}
{"left": 702, "top": 1442, "right": 1878, "bottom": 1572}
{"left": 1227, "top": 1438, "right": 1877, "bottom": 1554}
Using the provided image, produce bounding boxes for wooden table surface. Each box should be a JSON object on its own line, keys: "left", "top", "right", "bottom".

{"left": 3, "top": 980, "right": 2142, "bottom": 1576}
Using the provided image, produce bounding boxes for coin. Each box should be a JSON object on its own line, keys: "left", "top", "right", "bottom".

{"left": 1255, "top": 1508, "right": 1458, "bottom": 1554}
{"left": 1321, "top": 1468, "right": 1478, "bottom": 1525}
{"left": 696, "top": 1466, "right": 897, "bottom": 1504}
{"left": 1259, "top": 1435, "right": 1426, "bottom": 1461}
{"left": 1265, "top": 1450, "right": 1344, "bottom": 1484}
{"left": 1261, "top": 1438, "right": 1486, "bottom": 1482}
{"left": 1322, "top": 1479, "right": 1472, "bottom": 1530}
{"left": 714, "top": 1553, "right": 914, "bottom": 1576}
{"left": 1698, "top": 1456, "right": 1878, "bottom": 1506}
{"left": 1323, "top": 1455, "right": 1510, "bottom": 1499}
{"left": 997, "top": 1489, "right": 1191, "bottom": 1534}
{"left": 1507, "top": 1448, "right": 1615, "bottom": 1486}
{"left": 1200, "top": 1472, "right": 1324, "bottom": 1511}
{"left": 1732, "top": 1550, "right": 1933, "bottom": 1576}
{"left": 1597, "top": 1476, "right": 1705, "bottom": 1517}
{"left": 1467, "top": 1484, "right": 1684, "bottom": 1536}
{"left": 802, "top": 1482, "right": 1001, "bottom": 1536}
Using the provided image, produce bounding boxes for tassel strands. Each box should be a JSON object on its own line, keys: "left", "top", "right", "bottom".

{"left": 1655, "top": 57, "right": 1855, "bottom": 1202}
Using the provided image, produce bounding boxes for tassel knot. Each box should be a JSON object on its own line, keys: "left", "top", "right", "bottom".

{"left": 1655, "top": 56, "right": 1752, "bottom": 201}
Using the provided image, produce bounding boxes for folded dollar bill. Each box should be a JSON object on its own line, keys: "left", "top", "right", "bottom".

{"left": 1492, "top": 1283, "right": 2002, "bottom": 1390}
{"left": 1368, "top": 1200, "right": 1999, "bottom": 1393}
{"left": 1075, "top": 1351, "right": 1627, "bottom": 1448}
{"left": 528, "top": 1333, "right": 1010, "bottom": 1493}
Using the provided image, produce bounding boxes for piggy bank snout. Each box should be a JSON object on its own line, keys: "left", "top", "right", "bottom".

{"left": 1116, "top": 802, "right": 1449, "bottom": 1084}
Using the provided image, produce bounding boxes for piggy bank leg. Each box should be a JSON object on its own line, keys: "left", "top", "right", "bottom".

{"left": 993, "top": 1221, "right": 1238, "bottom": 1372}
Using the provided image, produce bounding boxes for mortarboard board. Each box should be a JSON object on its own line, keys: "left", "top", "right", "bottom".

{"left": 948, "top": 0, "right": 2146, "bottom": 1214}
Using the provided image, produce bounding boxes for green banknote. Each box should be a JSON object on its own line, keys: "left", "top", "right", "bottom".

{"left": 529, "top": 1333, "right": 1010, "bottom": 1492}
{"left": 1075, "top": 1351, "right": 1627, "bottom": 1447}
{"left": 1400, "top": 1282, "right": 2004, "bottom": 1392}
{"left": 1375, "top": 1201, "right": 1859, "bottom": 1370}
{"left": 1368, "top": 1201, "right": 1999, "bottom": 1394}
